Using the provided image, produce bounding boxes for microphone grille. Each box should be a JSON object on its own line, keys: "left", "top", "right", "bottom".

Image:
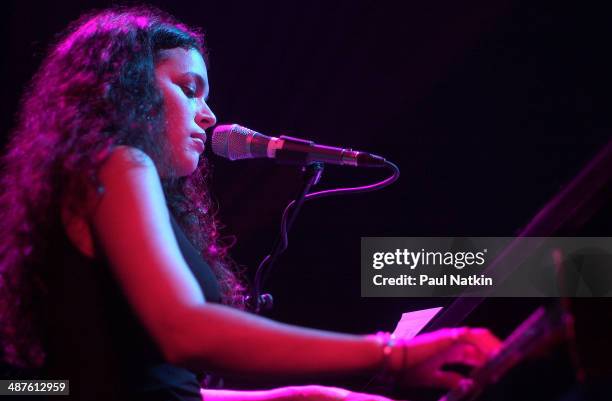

{"left": 211, "top": 124, "right": 252, "bottom": 160}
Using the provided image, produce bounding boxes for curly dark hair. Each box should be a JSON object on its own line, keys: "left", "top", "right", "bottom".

{"left": 0, "top": 5, "right": 246, "bottom": 369}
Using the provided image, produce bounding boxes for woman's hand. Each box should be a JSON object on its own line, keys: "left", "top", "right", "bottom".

{"left": 288, "top": 385, "right": 402, "bottom": 401}
{"left": 201, "top": 385, "right": 402, "bottom": 401}
{"left": 395, "top": 327, "right": 501, "bottom": 389}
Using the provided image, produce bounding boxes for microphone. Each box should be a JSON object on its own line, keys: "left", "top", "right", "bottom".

{"left": 211, "top": 124, "right": 387, "bottom": 167}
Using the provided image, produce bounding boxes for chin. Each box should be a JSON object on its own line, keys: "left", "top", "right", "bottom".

{"left": 175, "top": 164, "right": 198, "bottom": 177}
{"left": 177, "top": 155, "right": 201, "bottom": 177}
{"left": 166, "top": 144, "right": 201, "bottom": 177}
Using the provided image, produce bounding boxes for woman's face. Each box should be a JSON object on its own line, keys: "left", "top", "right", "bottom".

{"left": 154, "top": 47, "right": 216, "bottom": 177}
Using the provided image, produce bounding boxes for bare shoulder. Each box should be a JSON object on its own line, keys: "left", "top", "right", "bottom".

{"left": 61, "top": 146, "right": 159, "bottom": 258}
{"left": 92, "top": 144, "right": 172, "bottom": 239}
{"left": 96, "top": 145, "right": 167, "bottom": 215}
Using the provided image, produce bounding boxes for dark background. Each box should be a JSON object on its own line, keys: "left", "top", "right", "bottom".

{"left": 2, "top": 0, "right": 611, "bottom": 397}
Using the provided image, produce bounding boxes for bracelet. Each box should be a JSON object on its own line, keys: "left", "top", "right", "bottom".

{"left": 371, "top": 331, "right": 397, "bottom": 385}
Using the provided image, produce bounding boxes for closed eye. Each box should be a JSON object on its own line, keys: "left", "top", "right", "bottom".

{"left": 181, "top": 85, "right": 197, "bottom": 98}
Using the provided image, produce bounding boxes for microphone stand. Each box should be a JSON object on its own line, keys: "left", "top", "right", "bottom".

{"left": 251, "top": 162, "right": 324, "bottom": 313}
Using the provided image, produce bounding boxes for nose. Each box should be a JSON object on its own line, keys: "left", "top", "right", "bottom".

{"left": 196, "top": 100, "right": 217, "bottom": 130}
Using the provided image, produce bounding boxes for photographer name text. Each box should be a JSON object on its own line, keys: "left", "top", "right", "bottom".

{"left": 371, "top": 248, "right": 493, "bottom": 288}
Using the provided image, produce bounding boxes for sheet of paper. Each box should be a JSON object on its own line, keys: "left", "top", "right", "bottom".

{"left": 392, "top": 307, "right": 443, "bottom": 339}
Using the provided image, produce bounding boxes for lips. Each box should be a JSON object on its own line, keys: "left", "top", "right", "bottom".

{"left": 190, "top": 132, "right": 206, "bottom": 152}
{"left": 191, "top": 132, "right": 206, "bottom": 143}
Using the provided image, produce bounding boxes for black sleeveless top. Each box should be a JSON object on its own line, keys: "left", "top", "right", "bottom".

{"left": 41, "top": 214, "right": 221, "bottom": 401}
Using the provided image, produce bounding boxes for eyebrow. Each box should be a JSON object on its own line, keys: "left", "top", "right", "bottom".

{"left": 181, "top": 72, "right": 209, "bottom": 100}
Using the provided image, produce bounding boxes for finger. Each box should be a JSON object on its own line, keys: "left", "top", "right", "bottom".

{"left": 404, "top": 327, "right": 500, "bottom": 366}
{"left": 299, "top": 385, "right": 350, "bottom": 401}
{"left": 436, "top": 379, "right": 475, "bottom": 401}
{"left": 431, "top": 370, "right": 466, "bottom": 389}
{"left": 458, "top": 328, "right": 502, "bottom": 356}
{"left": 343, "top": 391, "right": 399, "bottom": 401}
{"left": 321, "top": 386, "right": 351, "bottom": 400}
{"left": 405, "top": 327, "right": 470, "bottom": 359}
{"left": 442, "top": 343, "right": 488, "bottom": 367}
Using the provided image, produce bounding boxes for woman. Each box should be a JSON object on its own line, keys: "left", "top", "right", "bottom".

{"left": 0, "top": 6, "right": 500, "bottom": 401}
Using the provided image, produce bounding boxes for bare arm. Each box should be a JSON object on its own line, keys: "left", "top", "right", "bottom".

{"left": 200, "top": 387, "right": 298, "bottom": 401}
{"left": 164, "top": 302, "right": 384, "bottom": 377}
{"left": 90, "top": 146, "right": 388, "bottom": 378}
{"left": 200, "top": 386, "right": 399, "bottom": 401}
{"left": 90, "top": 146, "right": 500, "bottom": 386}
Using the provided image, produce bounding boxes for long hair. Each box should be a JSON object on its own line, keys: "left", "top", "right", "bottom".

{"left": 0, "top": 6, "right": 246, "bottom": 369}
